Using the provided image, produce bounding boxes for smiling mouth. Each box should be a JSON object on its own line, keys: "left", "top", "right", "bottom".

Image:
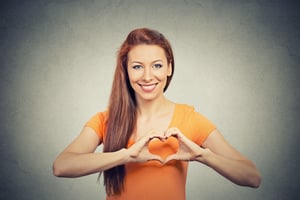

{"left": 139, "top": 83, "right": 157, "bottom": 92}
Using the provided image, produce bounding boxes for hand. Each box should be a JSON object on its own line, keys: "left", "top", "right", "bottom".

{"left": 164, "top": 127, "right": 206, "bottom": 163}
{"left": 126, "top": 130, "right": 165, "bottom": 163}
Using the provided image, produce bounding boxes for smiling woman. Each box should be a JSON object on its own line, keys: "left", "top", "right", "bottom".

{"left": 127, "top": 45, "right": 172, "bottom": 102}
{"left": 52, "top": 28, "right": 261, "bottom": 200}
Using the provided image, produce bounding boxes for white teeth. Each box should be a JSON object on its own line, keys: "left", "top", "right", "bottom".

{"left": 141, "top": 84, "right": 156, "bottom": 92}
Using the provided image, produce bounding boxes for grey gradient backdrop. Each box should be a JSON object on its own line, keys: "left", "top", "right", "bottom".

{"left": 1, "top": 0, "right": 299, "bottom": 199}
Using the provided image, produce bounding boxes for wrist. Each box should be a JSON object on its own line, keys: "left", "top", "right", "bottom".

{"left": 195, "top": 148, "right": 212, "bottom": 163}
{"left": 115, "top": 148, "right": 129, "bottom": 165}
{"left": 117, "top": 148, "right": 131, "bottom": 164}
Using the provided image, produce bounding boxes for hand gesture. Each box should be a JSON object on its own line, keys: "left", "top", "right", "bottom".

{"left": 126, "top": 131, "right": 165, "bottom": 163}
{"left": 164, "top": 127, "right": 206, "bottom": 163}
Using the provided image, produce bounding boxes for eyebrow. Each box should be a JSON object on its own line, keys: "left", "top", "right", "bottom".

{"left": 130, "top": 59, "right": 163, "bottom": 65}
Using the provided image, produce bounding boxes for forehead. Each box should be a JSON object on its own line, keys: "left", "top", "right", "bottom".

{"left": 128, "top": 45, "right": 167, "bottom": 62}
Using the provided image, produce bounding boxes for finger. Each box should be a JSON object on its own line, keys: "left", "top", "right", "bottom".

{"left": 128, "top": 136, "right": 153, "bottom": 157}
{"left": 148, "top": 154, "right": 164, "bottom": 163}
{"left": 165, "top": 127, "right": 180, "bottom": 138}
{"left": 148, "top": 135, "right": 162, "bottom": 140}
{"left": 148, "top": 135, "right": 167, "bottom": 142}
{"left": 137, "top": 136, "right": 152, "bottom": 147}
{"left": 164, "top": 128, "right": 173, "bottom": 137}
{"left": 164, "top": 154, "right": 178, "bottom": 163}
{"left": 143, "top": 134, "right": 162, "bottom": 145}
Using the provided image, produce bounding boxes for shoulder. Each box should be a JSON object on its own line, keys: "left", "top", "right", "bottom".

{"left": 91, "top": 110, "right": 108, "bottom": 120}
{"left": 94, "top": 110, "right": 109, "bottom": 122}
{"left": 174, "top": 103, "right": 206, "bottom": 120}
{"left": 171, "top": 103, "right": 199, "bottom": 127}
{"left": 84, "top": 110, "right": 108, "bottom": 139}
{"left": 173, "top": 103, "right": 216, "bottom": 142}
{"left": 175, "top": 103, "right": 196, "bottom": 114}
{"left": 175, "top": 103, "right": 211, "bottom": 122}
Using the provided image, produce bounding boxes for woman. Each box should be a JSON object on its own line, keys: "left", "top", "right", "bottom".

{"left": 53, "top": 28, "right": 261, "bottom": 200}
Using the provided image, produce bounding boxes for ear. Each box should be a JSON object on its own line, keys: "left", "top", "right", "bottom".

{"left": 167, "top": 63, "right": 172, "bottom": 76}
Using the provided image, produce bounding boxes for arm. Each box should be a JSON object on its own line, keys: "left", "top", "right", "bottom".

{"left": 200, "top": 129, "right": 261, "bottom": 188}
{"left": 164, "top": 128, "right": 261, "bottom": 188}
{"left": 52, "top": 127, "right": 130, "bottom": 178}
{"left": 52, "top": 127, "right": 164, "bottom": 178}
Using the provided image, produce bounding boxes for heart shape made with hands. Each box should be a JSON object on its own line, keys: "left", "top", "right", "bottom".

{"left": 148, "top": 136, "right": 179, "bottom": 160}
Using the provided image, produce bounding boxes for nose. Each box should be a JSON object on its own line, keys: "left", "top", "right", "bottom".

{"left": 143, "top": 66, "right": 153, "bottom": 82}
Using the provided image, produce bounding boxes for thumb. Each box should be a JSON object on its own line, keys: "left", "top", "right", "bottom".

{"left": 164, "top": 154, "right": 178, "bottom": 164}
{"left": 148, "top": 154, "right": 164, "bottom": 163}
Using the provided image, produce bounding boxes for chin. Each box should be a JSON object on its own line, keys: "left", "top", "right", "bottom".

{"left": 136, "top": 91, "right": 163, "bottom": 102}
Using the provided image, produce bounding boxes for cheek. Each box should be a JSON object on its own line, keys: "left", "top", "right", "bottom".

{"left": 156, "top": 70, "right": 170, "bottom": 81}
{"left": 128, "top": 71, "right": 142, "bottom": 84}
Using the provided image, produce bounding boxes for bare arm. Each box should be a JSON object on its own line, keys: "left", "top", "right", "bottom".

{"left": 164, "top": 128, "right": 261, "bottom": 188}
{"left": 200, "top": 129, "right": 261, "bottom": 188}
{"left": 52, "top": 127, "right": 130, "bottom": 178}
{"left": 52, "top": 127, "right": 164, "bottom": 178}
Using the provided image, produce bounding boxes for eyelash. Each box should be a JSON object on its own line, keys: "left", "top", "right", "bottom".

{"left": 132, "top": 65, "right": 143, "bottom": 70}
{"left": 153, "top": 64, "right": 162, "bottom": 69}
{"left": 132, "top": 64, "right": 163, "bottom": 70}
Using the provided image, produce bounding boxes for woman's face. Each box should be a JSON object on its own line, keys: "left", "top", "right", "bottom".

{"left": 127, "top": 44, "right": 172, "bottom": 102}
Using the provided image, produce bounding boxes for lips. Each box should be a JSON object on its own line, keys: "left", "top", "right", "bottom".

{"left": 139, "top": 83, "right": 157, "bottom": 92}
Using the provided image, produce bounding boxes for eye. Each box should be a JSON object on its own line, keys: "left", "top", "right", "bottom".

{"left": 153, "top": 63, "right": 163, "bottom": 69}
{"left": 132, "top": 65, "right": 143, "bottom": 70}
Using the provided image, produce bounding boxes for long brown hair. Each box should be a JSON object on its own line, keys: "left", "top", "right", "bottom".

{"left": 103, "top": 28, "right": 175, "bottom": 196}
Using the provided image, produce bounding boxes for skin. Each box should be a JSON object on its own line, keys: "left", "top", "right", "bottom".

{"left": 53, "top": 44, "right": 261, "bottom": 188}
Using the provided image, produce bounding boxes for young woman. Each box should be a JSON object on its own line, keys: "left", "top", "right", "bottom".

{"left": 53, "top": 28, "right": 261, "bottom": 200}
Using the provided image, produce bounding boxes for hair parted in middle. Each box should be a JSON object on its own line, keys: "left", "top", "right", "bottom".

{"left": 103, "top": 27, "right": 175, "bottom": 196}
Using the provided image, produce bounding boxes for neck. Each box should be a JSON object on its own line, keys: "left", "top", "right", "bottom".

{"left": 136, "top": 95, "right": 170, "bottom": 117}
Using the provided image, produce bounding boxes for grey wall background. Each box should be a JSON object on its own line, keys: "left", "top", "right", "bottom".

{"left": 1, "top": 0, "right": 299, "bottom": 199}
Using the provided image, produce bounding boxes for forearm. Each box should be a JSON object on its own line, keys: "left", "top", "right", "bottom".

{"left": 197, "top": 149, "right": 261, "bottom": 188}
{"left": 53, "top": 148, "right": 129, "bottom": 178}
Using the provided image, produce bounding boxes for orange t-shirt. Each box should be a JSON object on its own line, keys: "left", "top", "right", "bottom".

{"left": 85, "top": 104, "right": 216, "bottom": 200}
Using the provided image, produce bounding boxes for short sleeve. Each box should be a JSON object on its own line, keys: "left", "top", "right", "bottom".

{"left": 171, "top": 104, "right": 216, "bottom": 146}
{"left": 84, "top": 111, "right": 108, "bottom": 142}
{"left": 188, "top": 110, "right": 216, "bottom": 145}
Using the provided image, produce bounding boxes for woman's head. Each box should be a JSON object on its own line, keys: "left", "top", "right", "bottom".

{"left": 117, "top": 28, "right": 175, "bottom": 96}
